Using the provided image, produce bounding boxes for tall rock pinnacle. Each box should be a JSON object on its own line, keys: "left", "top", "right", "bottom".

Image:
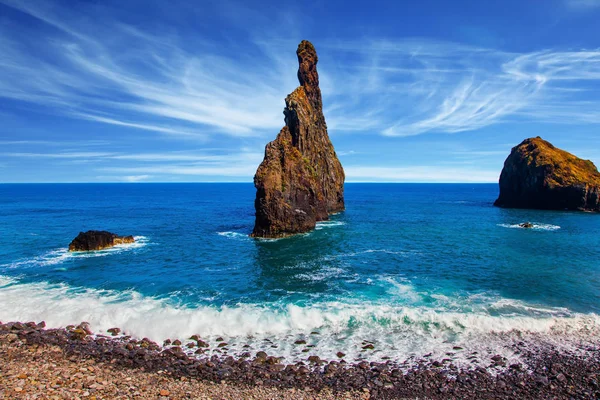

{"left": 252, "top": 40, "right": 345, "bottom": 238}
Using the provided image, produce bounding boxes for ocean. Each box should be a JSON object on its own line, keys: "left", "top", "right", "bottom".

{"left": 1, "top": 183, "right": 599, "bottom": 367}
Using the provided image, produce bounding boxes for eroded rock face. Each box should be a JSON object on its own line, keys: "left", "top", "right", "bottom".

{"left": 252, "top": 40, "right": 345, "bottom": 238}
{"left": 494, "top": 137, "right": 600, "bottom": 211}
{"left": 68, "top": 230, "right": 135, "bottom": 252}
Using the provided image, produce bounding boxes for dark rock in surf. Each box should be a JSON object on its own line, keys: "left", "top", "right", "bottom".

{"left": 68, "top": 230, "right": 135, "bottom": 252}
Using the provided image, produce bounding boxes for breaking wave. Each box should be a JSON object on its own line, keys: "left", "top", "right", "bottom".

{"left": 498, "top": 223, "right": 560, "bottom": 231}
{"left": 0, "top": 275, "right": 597, "bottom": 367}
{"left": 0, "top": 236, "right": 150, "bottom": 270}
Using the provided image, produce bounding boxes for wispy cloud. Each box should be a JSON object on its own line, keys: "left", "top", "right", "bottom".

{"left": 318, "top": 40, "right": 600, "bottom": 137}
{"left": 565, "top": 0, "right": 600, "bottom": 9}
{"left": 0, "top": 0, "right": 292, "bottom": 139}
{"left": 1, "top": 0, "right": 600, "bottom": 145}
{"left": 344, "top": 166, "right": 498, "bottom": 183}
{"left": 0, "top": 149, "right": 264, "bottom": 179}
{"left": 121, "top": 175, "right": 152, "bottom": 182}
{"left": 2, "top": 151, "right": 115, "bottom": 159}
{"left": 0, "top": 150, "right": 264, "bottom": 163}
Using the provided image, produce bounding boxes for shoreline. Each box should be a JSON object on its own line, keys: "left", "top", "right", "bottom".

{"left": 1, "top": 321, "right": 599, "bottom": 399}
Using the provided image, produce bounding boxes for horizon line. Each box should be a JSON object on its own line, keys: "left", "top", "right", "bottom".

{"left": 0, "top": 181, "right": 499, "bottom": 184}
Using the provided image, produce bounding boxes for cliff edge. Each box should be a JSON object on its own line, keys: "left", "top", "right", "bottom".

{"left": 494, "top": 137, "right": 600, "bottom": 211}
{"left": 252, "top": 40, "right": 345, "bottom": 238}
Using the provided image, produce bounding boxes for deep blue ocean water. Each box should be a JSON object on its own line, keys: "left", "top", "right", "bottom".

{"left": 1, "top": 183, "right": 600, "bottom": 364}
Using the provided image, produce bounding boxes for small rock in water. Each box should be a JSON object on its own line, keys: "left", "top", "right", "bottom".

{"left": 294, "top": 339, "right": 307, "bottom": 345}
{"left": 308, "top": 355, "right": 321, "bottom": 364}
{"left": 336, "top": 352, "right": 346, "bottom": 358}
{"left": 107, "top": 327, "right": 120, "bottom": 336}
{"left": 78, "top": 322, "right": 93, "bottom": 335}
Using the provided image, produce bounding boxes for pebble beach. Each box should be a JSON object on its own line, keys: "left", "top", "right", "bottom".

{"left": 2, "top": 321, "right": 599, "bottom": 399}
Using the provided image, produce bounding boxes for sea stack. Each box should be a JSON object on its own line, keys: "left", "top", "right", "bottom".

{"left": 69, "top": 230, "right": 135, "bottom": 252}
{"left": 494, "top": 137, "right": 600, "bottom": 211}
{"left": 252, "top": 40, "right": 345, "bottom": 238}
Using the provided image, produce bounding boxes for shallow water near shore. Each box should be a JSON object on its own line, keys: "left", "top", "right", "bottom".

{"left": 1, "top": 183, "right": 600, "bottom": 367}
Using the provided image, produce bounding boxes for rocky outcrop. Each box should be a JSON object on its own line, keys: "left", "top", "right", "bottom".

{"left": 68, "top": 230, "right": 135, "bottom": 252}
{"left": 252, "top": 40, "right": 345, "bottom": 238}
{"left": 494, "top": 137, "right": 600, "bottom": 211}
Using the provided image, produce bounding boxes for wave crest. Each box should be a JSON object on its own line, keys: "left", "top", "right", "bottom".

{"left": 0, "top": 275, "right": 597, "bottom": 366}
{"left": 0, "top": 236, "right": 150, "bottom": 270}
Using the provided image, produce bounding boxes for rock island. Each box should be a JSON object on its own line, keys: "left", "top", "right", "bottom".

{"left": 252, "top": 40, "right": 345, "bottom": 238}
{"left": 495, "top": 137, "right": 600, "bottom": 211}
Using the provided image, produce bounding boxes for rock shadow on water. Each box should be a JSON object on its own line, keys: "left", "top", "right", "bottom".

{"left": 252, "top": 224, "right": 349, "bottom": 295}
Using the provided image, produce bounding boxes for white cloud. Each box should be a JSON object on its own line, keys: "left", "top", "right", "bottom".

{"left": 1, "top": 0, "right": 600, "bottom": 144}
{"left": 0, "top": 1, "right": 291, "bottom": 139}
{"left": 565, "top": 0, "right": 600, "bottom": 9}
{"left": 2, "top": 151, "right": 115, "bottom": 159}
{"left": 344, "top": 166, "right": 498, "bottom": 183}
{"left": 121, "top": 175, "right": 151, "bottom": 182}
{"left": 319, "top": 40, "right": 600, "bottom": 137}
{"left": 0, "top": 150, "right": 264, "bottom": 164}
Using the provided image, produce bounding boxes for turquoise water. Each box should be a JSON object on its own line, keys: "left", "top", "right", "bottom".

{"left": 1, "top": 183, "right": 599, "bottom": 364}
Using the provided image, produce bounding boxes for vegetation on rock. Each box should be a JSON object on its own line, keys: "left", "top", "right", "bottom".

{"left": 494, "top": 137, "right": 600, "bottom": 211}
{"left": 252, "top": 41, "right": 345, "bottom": 238}
{"left": 68, "top": 230, "right": 135, "bottom": 252}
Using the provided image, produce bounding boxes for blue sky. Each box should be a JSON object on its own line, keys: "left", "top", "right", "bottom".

{"left": 1, "top": 0, "right": 600, "bottom": 183}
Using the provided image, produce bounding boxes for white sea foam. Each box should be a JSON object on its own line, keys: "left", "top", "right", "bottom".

{"left": 0, "top": 236, "right": 149, "bottom": 270}
{"left": 218, "top": 231, "right": 295, "bottom": 242}
{"left": 498, "top": 223, "right": 560, "bottom": 231}
{"left": 315, "top": 220, "right": 346, "bottom": 230}
{"left": 333, "top": 249, "right": 419, "bottom": 259}
{"left": 218, "top": 221, "right": 344, "bottom": 241}
{"left": 380, "top": 276, "right": 422, "bottom": 303}
{"left": 217, "top": 231, "right": 249, "bottom": 240}
{"left": 1, "top": 275, "right": 598, "bottom": 367}
{"left": 296, "top": 267, "right": 346, "bottom": 282}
